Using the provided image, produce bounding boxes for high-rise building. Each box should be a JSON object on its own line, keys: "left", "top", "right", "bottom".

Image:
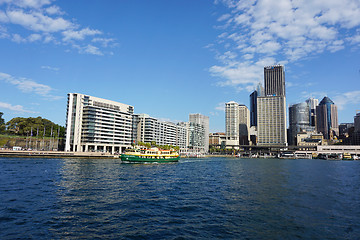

{"left": 250, "top": 90, "right": 258, "bottom": 127}
{"left": 264, "top": 65, "right": 285, "bottom": 96}
{"left": 257, "top": 65, "right": 287, "bottom": 146}
{"left": 225, "top": 101, "right": 250, "bottom": 145}
{"left": 353, "top": 111, "right": 360, "bottom": 145}
{"left": 257, "top": 96, "right": 287, "bottom": 146}
{"left": 316, "top": 96, "right": 339, "bottom": 139}
{"left": 133, "top": 113, "right": 187, "bottom": 148}
{"left": 306, "top": 98, "right": 319, "bottom": 127}
{"left": 288, "top": 102, "right": 312, "bottom": 145}
{"left": 250, "top": 83, "right": 264, "bottom": 127}
{"left": 65, "top": 93, "right": 134, "bottom": 153}
{"left": 189, "top": 113, "right": 209, "bottom": 152}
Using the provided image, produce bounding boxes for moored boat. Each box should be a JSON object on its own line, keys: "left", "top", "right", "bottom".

{"left": 120, "top": 147, "right": 180, "bottom": 163}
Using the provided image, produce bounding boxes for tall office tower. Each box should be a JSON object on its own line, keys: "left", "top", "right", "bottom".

{"left": 316, "top": 96, "right": 339, "bottom": 139}
{"left": 264, "top": 65, "right": 285, "bottom": 96}
{"left": 354, "top": 111, "right": 360, "bottom": 145}
{"left": 257, "top": 65, "right": 287, "bottom": 146}
{"left": 189, "top": 113, "right": 209, "bottom": 152}
{"left": 288, "top": 102, "right": 310, "bottom": 145}
{"left": 257, "top": 96, "right": 287, "bottom": 146}
{"left": 225, "top": 101, "right": 250, "bottom": 145}
{"left": 306, "top": 98, "right": 319, "bottom": 127}
{"left": 250, "top": 90, "right": 258, "bottom": 127}
{"left": 65, "top": 93, "right": 134, "bottom": 153}
{"left": 133, "top": 114, "right": 187, "bottom": 148}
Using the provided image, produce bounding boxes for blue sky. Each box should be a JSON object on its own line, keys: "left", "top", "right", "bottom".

{"left": 0, "top": 0, "right": 359, "bottom": 132}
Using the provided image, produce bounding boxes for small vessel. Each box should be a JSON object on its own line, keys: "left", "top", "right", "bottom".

{"left": 343, "top": 153, "right": 353, "bottom": 160}
{"left": 121, "top": 147, "right": 180, "bottom": 163}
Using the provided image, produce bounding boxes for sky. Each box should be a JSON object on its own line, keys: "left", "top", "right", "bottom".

{"left": 0, "top": 0, "right": 359, "bottom": 132}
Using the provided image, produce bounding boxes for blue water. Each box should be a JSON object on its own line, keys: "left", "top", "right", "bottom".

{"left": 1, "top": 157, "right": 359, "bottom": 239}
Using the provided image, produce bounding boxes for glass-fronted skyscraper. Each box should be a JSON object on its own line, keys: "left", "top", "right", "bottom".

{"left": 288, "top": 102, "right": 311, "bottom": 145}
{"left": 316, "top": 96, "right": 339, "bottom": 139}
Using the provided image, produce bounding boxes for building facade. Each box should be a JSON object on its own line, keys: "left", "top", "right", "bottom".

{"left": 257, "top": 65, "right": 287, "bottom": 146}
{"left": 250, "top": 90, "right": 258, "bottom": 127}
{"left": 178, "top": 121, "right": 206, "bottom": 152}
{"left": 306, "top": 98, "right": 319, "bottom": 127}
{"left": 257, "top": 96, "right": 287, "bottom": 146}
{"left": 264, "top": 65, "right": 285, "bottom": 96}
{"left": 225, "top": 101, "right": 250, "bottom": 146}
{"left": 65, "top": 93, "right": 134, "bottom": 153}
{"left": 189, "top": 113, "right": 209, "bottom": 152}
{"left": 288, "top": 102, "right": 311, "bottom": 146}
{"left": 316, "top": 97, "right": 339, "bottom": 140}
{"left": 133, "top": 113, "right": 187, "bottom": 149}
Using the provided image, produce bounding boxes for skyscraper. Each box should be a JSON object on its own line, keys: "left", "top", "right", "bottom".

{"left": 225, "top": 101, "right": 250, "bottom": 145}
{"left": 250, "top": 90, "right": 258, "bottom": 127}
{"left": 257, "top": 65, "right": 287, "bottom": 146}
{"left": 264, "top": 65, "right": 285, "bottom": 96}
{"left": 306, "top": 98, "right": 319, "bottom": 127}
{"left": 288, "top": 102, "right": 310, "bottom": 145}
{"left": 189, "top": 113, "right": 209, "bottom": 152}
{"left": 316, "top": 96, "right": 339, "bottom": 139}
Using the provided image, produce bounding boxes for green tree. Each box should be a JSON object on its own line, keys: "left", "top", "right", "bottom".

{"left": 6, "top": 116, "right": 65, "bottom": 138}
{"left": 0, "top": 112, "right": 5, "bottom": 134}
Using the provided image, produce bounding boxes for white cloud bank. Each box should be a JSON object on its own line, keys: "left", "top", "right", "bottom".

{"left": 0, "top": 72, "right": 62, "bottom": 100}
{"left": 0, "top": 0, "right": 116, "bottom": 55}
{"left": 0, "top": 101, "right": 35, "bottom": 113}
{"left": 211, "top": 0, "right": 360, "bottom": 90}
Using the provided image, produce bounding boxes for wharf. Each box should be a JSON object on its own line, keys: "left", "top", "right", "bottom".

{"left": 0, "top": 149, "right": 121, "bottom": 159}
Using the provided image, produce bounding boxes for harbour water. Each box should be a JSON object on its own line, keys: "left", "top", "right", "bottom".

{"left": 1, "top": 157, "right": 359, "bottom": 239}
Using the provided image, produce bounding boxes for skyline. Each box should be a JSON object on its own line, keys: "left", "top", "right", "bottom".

{"left": 0, "top": 0, "right": 360, "bottom": 132}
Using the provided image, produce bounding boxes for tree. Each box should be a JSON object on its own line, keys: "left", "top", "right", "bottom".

{"left": 0, "top": 112, "right": 5, "bottom": 134}
{"left": 6, "top": 116, "right": 65, "bottom": 138}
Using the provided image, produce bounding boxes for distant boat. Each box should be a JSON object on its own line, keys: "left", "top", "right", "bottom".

{"left": 121, "top": 147, "right": 180, "bottom": 163}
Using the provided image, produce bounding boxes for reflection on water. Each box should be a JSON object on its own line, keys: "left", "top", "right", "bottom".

{"left": 1, "top": 157, "right": 360, "bottom": 239}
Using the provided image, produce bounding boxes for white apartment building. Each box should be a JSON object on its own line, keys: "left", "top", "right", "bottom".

{"left": 65, "top": 93, "right": 134, "bottom": 153}
{"left": 225, "top": 101, "right": 250, "bottom": 146}
{"left": 257, "top": 96, "right": 287, "bottom": 146}
{"left": 133, "top": 114, "right": 187, "bottom": 149}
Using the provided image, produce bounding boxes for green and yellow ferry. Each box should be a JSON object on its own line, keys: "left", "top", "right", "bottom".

{"left": 120, "top": 148, "right": 180, "bottom": 163}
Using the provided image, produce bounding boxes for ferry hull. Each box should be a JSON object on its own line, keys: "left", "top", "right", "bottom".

{"left": 120, "top": 154, "right": 180, "bottom": 163}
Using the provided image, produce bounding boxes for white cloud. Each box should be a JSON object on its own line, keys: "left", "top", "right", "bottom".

{"left": 0, "top": 101, "right": 35, "bottom": 113}
{"left": 211, "top": 0, "right": 360, "bottom": 89}
{"left": 215, "top": 102, "right": 226, "bottom": 111}
{"left": 0, "top": 72, "right": 62, "bottom": 100}
{"left": 0, "top": 1, "right": 116, "bottom": 56}
{"left": 62, "top": 27, "right": 102, "bottom": 41}
{"left": 333, "top": 91, "right": 360, "bottom": 110}
{"left": 41, "top": 65, "right": 59, "bottom": 71}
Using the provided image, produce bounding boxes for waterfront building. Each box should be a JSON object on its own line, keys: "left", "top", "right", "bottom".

{"left": 306, "top": 98, "right": 319, "bottom": 127}
{"left": 189, "top": 113, "right": 209, "bottom": 152}
{"left": 250, "top": 83, "right": 264, "bottom": 127}
{"left": 178, "top": 121, "right": 206, "bottom": 153}
{"left": 65, "top": 93, "right": 134, "bottom": 153}
{"left": 257, "top": 65, "right": 287, "bottom": 146}
{"left": 250, "top": 90, "right": 258, "bottom": 127}
{"left": 316, "top": 97, "right": 339, "bottom": 140}
{"left": 264, "top": 65, "right": 285, "bottom": 96}
{"left": 133, "top": 114, "right": 187, "bottom": 149}
{"left": 257, "top": 96, "right": 287, "bottom": 146}
{"left": 209, "top": 132, "right": 226, "bottom": 149}
{"left": 225, "top": 101, "right": 250, "bottom": 146}
{"left": 288, "top": 102, "right": 312, "bottom": 145}
{"left": 354, "top": 111, "right": 360, "bottom": 145}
